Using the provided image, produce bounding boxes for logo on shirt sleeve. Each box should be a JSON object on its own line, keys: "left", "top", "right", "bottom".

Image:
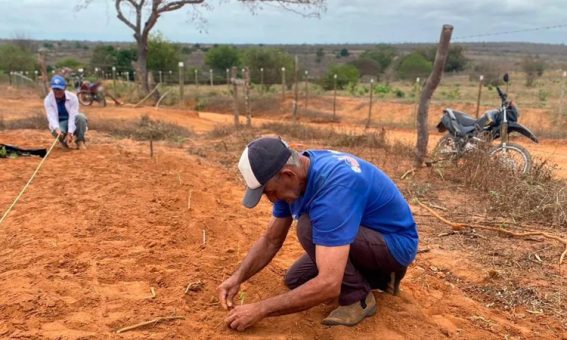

{"left": 334, "top": 155, "right": 362, "bottom": 173}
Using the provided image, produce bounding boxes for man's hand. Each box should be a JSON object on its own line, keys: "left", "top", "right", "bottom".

{"left": 218, "top": 276, "right": 241, "bottom": 310}
{"left": 225, "top": 303, "right": 266, "bottom": 331}
{"left": 54, "top": 128, "right": 62, "bottom": 136}
{"left": 65, "top": 133, "right": 74, "bottom": 145}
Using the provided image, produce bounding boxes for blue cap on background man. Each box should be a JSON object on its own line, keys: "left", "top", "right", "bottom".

{"left": 238, "top": 136, "right": 292, "bottom": 208}
{"left": 50, "top": 75, "right": 66, "bottom": 90}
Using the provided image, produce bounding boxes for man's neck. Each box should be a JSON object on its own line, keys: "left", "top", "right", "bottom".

{"left": 298, "top": 155, "right": 311, "bottom": 193}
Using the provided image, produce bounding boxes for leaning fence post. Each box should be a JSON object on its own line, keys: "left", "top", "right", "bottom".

{"left": 475, "top": 75, "right": 484, "bottom": 118}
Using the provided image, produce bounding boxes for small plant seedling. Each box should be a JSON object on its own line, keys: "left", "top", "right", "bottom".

{"left": 238, "top": 291, "right": 247, "bottom": 305}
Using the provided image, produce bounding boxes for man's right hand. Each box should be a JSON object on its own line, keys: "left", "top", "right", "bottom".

{"left": 218, "top": 275, "right": 241, "bottom": 310}
{"left": 54, "top": 128, "right": 62, "bottom": 136}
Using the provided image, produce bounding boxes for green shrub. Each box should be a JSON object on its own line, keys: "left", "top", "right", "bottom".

{"left": 205, "top": 45, "right": 241, "bottom": 73}
{"left": 397, "top": 52, "right": 432, "bottom": 80}
{"left": 360, "top": 45, "right": 397, "bottom": 73}
{"left": 323, "top": 64, "right": 360, "bottom": 90}
{"left": 374, "top": 84, "right": 391, "bottom": 94}
{"left": 347, "top": 83, "right": 368, "bottom": 97}
{"left": 240, "top": 47, "right": 294, "bottom": 88}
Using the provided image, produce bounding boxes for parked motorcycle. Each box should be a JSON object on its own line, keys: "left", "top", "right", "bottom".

{"left": 78, "top": 80, "right": 107, "bottom": 107}
{"left": 429, "top": 74, "right": 538, "bottom": 174}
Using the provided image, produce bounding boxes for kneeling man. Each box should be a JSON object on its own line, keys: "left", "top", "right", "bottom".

{"left": 219, "top": 136, "right": 418, "bottom": 331}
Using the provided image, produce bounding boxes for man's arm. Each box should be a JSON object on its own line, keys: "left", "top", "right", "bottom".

{"left": 218, "top": 216, "right": 293, "bottom": 309}
{"left": 44, "top": 95, "right": 59, "bottom": 132}
{"left": 225, "top": 244, "right": 350, "bottom": 331}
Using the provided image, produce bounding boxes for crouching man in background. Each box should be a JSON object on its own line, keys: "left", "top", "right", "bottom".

{"left": 44, "top": 75, "right": 88, "bottom": 150}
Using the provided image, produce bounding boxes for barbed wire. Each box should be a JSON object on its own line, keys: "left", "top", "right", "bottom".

{"left": 454, "top": 23, "right": 567, "bottom": 41}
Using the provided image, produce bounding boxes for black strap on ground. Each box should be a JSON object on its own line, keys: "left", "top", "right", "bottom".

{"left": 0, "top": 144, "right": 47, "bottom": 158}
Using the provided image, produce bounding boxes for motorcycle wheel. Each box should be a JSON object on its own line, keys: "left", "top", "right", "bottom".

{"left": 489, "top": 142, "right": 532, "bottom": 174}
{"left": 78, "top": 92, "right": 93, "bottom": 106}
{"left": 428, "top": 134, "right": 459, "bottom": 167}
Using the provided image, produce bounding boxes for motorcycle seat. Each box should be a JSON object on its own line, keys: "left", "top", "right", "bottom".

{"left": 451, "top": 110, "right": 477, "bottom": 127}
{"left": 442, "top": 109, "right": 478, "bottom": 136}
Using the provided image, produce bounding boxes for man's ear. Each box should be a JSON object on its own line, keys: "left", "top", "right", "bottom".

{"left": 279, "top": 167, "right": 296, "bottom": 179}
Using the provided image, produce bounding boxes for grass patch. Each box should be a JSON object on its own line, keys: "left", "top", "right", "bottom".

{"left": 299, "top": 109, "right": 341, "bottom": 123}
{"left": 90, "top": 114, "right": 194, "bottom": 142}
{"left": 2, "top": 112, "right": 47, "bottom": 130}
{"left": 261, "top": 122, "right": 387, "bottom": 149}
{"left": 443, "top": 150, "right": 567, "bottom": 227}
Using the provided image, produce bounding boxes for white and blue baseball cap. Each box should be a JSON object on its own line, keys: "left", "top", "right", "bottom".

{"left": 238, "top": 136, "right": 292, "bottom": 208}
{"left": 50, "top": 75, "right": 66, "bottom": 90}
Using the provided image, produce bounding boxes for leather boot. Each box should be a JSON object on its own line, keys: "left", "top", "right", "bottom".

{"left": 321, "top": 292, "right": 376, "bottom": 326}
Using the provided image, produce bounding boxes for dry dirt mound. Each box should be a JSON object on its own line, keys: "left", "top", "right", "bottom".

{"left": 1, "top": 129, "right": 565, "bottom": 339}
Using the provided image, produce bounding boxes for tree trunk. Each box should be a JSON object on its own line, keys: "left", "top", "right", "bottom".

{"left": 137, "top": 39, "right": 150, "bottom": 94}
{"left": 414, "top": 24, "right": 453, "bottom": 167}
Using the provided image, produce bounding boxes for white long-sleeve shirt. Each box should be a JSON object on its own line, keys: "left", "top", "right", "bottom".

{"left": 43, "top": 91, "right": 80, "bottom": 134}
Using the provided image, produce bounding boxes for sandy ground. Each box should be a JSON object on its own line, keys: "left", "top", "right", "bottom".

{"left": 1, "top": 88, "right": 566, "bottom": 338}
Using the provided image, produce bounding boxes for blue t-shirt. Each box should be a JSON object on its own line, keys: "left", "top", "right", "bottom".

{"left": 273, "top": 150, "right": 418, "bottom": 266}
{"left": 56, "top": 98, "right": 69, "bottom": 122}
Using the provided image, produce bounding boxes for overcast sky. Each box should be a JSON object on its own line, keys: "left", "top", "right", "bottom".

{"left": 0, "top": 0, "right": 566, "bottom": 44}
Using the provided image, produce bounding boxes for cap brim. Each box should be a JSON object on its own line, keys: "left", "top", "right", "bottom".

{"left": 51, "top": 86, "right": 65, "bottom": 90}
{"left": 242, "top": 185, "right": 264, "bottom": 208}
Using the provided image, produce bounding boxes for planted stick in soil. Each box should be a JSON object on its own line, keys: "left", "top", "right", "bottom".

{"left": 115, "top": 316, "right": 184, "bottom": 334}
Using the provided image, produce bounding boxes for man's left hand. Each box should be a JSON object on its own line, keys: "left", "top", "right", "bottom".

{"left": 65, "top": 134, "right": 74, "bottom": 144}
{"left": 225, "top": 303, "right": 266, "bottom": 331}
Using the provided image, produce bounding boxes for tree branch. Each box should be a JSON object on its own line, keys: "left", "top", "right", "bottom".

{"left": 158, "top": 0, "right": 205, "bottom": 13}
{"left": 115, "top": 0, "right": 139, "bottom": 33}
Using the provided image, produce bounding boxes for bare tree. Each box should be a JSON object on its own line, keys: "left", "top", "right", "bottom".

{"left": 11, "top": 32, "right": 35, "bottom": 53}
{"left": 415, "top": 24, "right": 453, "bottom": 167}
{"left": 79, "top": 0, "right": 325, "bottom": 95}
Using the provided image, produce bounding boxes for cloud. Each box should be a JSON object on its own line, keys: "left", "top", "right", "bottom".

{"left": 0, "top": 0, "right": 566, "bottom": 43}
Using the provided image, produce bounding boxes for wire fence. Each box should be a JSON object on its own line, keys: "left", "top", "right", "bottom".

{"left": 2, "top": 67, "right": 567, "bottom": 137}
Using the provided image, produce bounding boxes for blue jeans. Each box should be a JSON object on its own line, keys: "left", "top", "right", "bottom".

{"left": 51, "top": 113, "right": 88, "bottom": 143}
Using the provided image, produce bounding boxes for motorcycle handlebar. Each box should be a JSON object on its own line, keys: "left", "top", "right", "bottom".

{"left": 496, "top": 86, "right": 507, "bottom": 103}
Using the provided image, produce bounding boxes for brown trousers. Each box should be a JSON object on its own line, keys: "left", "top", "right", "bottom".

{"left": 284, "top": 214, "right": 406, "bottom": 306}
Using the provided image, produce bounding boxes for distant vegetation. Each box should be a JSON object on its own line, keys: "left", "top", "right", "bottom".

{"left": 0, "top": 38, "right": 564, "bottom": 91}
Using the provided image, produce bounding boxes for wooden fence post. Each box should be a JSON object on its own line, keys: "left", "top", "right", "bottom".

{"left": 244, "top": 67, "right": 251, "bottom": 127}
{"left": 475, "top": 75, "right": 484, "bottom": 118}
{"left": 333, "top": 74, "right": 337, "bottom": 120}
{"left": 366, "top": 78, "right": 375, "bottom": 128}
{"left": 281, "top": 67, "right": 286, "bottom": 102}
{"left": 231, "top": 67, "right": 240, "bottom": 128}
{"left": 293, "top": 56, "right": 299, "bottom": 123}
{"left": 260, "top": 67, "right": 264, "bottom": 93}
{"left": 178, "top": 62, "right": 184, "bottom": 106}
{"left": 304, "top": 70, "right": 309, "bottom": 111}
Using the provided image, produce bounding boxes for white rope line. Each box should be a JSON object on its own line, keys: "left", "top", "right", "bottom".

{"left": 0, "top": 136, "right": 60, "bottom": 226}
